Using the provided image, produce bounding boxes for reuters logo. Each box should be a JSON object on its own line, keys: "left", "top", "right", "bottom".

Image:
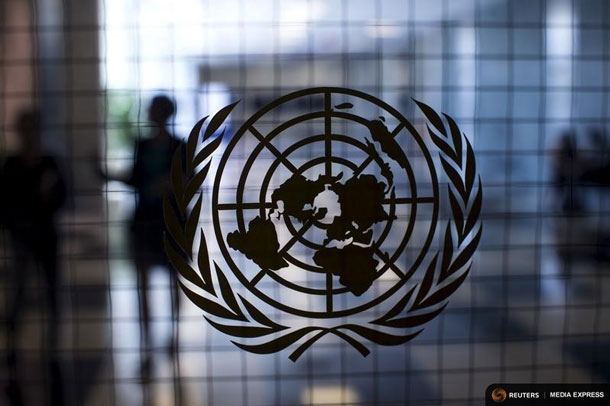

{"left": 492, "top": 388, "right": 507, "bottom": 403}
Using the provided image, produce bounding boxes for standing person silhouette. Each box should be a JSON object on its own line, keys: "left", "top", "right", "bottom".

{"left": 2, "top": 108, "right": 66, "bottom": 406}
{"left": 98, "top": 95, "right": 183, "bottom": 379}
{"left": 553, "top": 131, "right": 582, "bottom": 213}
{"left": 582, "top": 128, "right": 610, "bottom": 186}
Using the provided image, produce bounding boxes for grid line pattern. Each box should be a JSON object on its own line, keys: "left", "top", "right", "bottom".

{"left": 1, "top": 0, "right": 609, "bottom": 405}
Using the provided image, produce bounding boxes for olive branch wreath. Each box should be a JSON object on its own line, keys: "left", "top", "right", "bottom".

{"left": 163, "top": 100, "right": 482, "bottom": 361}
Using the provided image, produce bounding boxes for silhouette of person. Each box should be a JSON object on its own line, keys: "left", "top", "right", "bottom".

{"left": 580, "top": 128, "right": 610, "bottom": 261}
{"left": 553, "top": 131, "right": 582, "bottom": 213}
{"left": 2, "top": 108, "right": 66, "bottom": 406}
{"left": 98, "top": 95, "right": 183, "bottom": 377}
{"left": 582, "top": 128, "right": 610, "bottom": 186}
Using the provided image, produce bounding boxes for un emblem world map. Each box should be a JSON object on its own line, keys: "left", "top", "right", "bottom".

{"left": 164, "top": 87, "right": 482, "bottom": 359}
{"left": 227, "top": 116, "right": 404, "bottom": 297}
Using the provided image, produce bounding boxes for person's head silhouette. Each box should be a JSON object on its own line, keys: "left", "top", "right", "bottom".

{"left": 148, "top": 95, "right": 175, "bottom": 127}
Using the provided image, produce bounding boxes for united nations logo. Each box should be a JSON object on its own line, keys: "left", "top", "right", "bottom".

{"left": 164, "top": 87, "right": 482, "bottom": 360}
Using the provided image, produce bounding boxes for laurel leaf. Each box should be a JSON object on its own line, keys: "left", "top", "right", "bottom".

{"left": 417, "top": 265, "right": 471, "bottom": 309}
{"left": 232, "top": 327, "right": 320, "bottom": 354}
{"left": 215, "top": 262, "right": 247, "bottom": 321}
{"left": 204, "top": 317, "right": 277, "bottom": 338}
{"left": 448, "top": 188, "right": 464, "bottom": 236}
{"left": 380, "top": 303, "right": 447, "bottom": 329}
{"left": 185, "top": 194, "right": 202, "bottom": 258}
{"left": 170, "top": 146, "right": 184, "bottom": 209}
{"left": 184, "top": 161, "right": 210, "bottom": 207}
{"left": 203, "top": 100, "right": 239, "bottom": 141}
{"left": 164, "top": 234, "right": 206, "bottom": 291}
{"left": 414, "top": 254, "right": 438, "bottom": 305}
{"left": 405, "top": 111, "right": 480, "bottom": 314}
{"left": 192, "top": 129, "right": 225, "bottom": 169}
{"left": 197, "top": 230, "right": 214, "bottom": 295}
{"left": 465, "top": 137, "right": 476, "bottom": 194}
{"left": 163, "top": 195, "right": 187, "bottom": 253}
{"left": 372, "top": 286, "right": 415, "bottom": 325}
{"left": 239, "top": 295, "right": 287, "bottom": 330}
{"left": 447, "top": 226, "right": 482, "bottom": 277}
{"left": 440, "top": 157, "right": 466, "bottom": 199}
{"left": 187, "top": 116, "right": 208, "bottom": 170}
{"left": 439, "top": 222, "right": 453, "bottom": 283}
{"left": 413, "top": 99, "right": 447, "bottom": 137}
{"left": 329, "top": 330, "right": 370, "bottom": 357}
{"left": 428, "top": 126, "right": 457, "bottom": 162}
{"left": 179, "top": 280, "right": 244, "bottom": 321}
{"left": 340, "top": 325, "right": 423, "bottom": 346}
{"left": 464, "top": 183, "right": 482, "bottom": 237}
{"left": 443, "top": 113, "right": 462, "bottom": 167}
{"left": 287, "top": 327, "right": 372, "bottom": 361}
{"left": 289, "top": 330, "right": 329, "bottom": 361}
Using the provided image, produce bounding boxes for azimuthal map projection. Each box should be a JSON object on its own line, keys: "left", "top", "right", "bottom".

{"left": 227, "top": 124, "right": 402, "bottom": 297}
{"left": 213, "top": 88, "right": 439, "bottom": 318}
{"left": 165, "top": 87, "right": 481, "bottom": 358}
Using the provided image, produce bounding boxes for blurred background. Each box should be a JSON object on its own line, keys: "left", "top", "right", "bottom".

{"left": 1, "top": 0, "right": 609, "bottom": 405}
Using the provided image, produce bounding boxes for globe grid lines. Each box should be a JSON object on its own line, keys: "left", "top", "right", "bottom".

{"left": 234, "top": 137, "right": 417, "bottom": 299}
{"left": 353, "top": 122, "right": 405, "bottom": 177}
{"left": 251, "top": 129, "right": 420, "bottom": 280}
{"left": 215, "top": 93, "right": 434, "bottom": 315}
{"left": 211, "top": 87, "right": 440, "bottom": 318}
{"left": 219, "top": 195, "right": 432, "bottom": 283}
{"left": 230, "top": 137, "right": 426, "bottom": 294}
{"left": 215, "top": 196, "right": 434, "bottom": 211}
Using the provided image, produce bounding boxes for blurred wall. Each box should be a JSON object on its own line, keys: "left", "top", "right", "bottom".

{"left": 1, "top": 0, "right": 102, "bottom": 213}
{"left": 1, "top": 0, "right": 36, "bottom": 153}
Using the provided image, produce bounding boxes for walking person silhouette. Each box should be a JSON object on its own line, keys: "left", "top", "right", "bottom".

{"left": 98, "top": 95, "right": 183, "bottom": 380}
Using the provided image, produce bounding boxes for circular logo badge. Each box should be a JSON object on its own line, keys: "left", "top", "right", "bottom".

{"left": 164, "top": 87, "right": 482, "bottom": 360}
{"left": 492, "top": 388, "right": 507, "bottom": 403}
{"left": 213, "top": 88, "right": 438, "bottom": 318}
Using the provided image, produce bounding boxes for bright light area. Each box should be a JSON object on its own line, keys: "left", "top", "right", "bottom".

{"left": 301, "top": 385, "right": 359, "bottom": 405}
